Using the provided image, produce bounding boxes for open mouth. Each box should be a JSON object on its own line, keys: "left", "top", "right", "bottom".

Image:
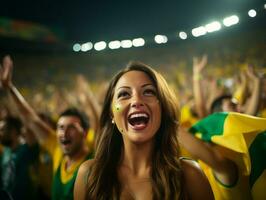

{"left": 60, "top": 139, "right": 71, "bottom": 145}
{"left": 128, "top": 113, "right": 149, "bottom": 130}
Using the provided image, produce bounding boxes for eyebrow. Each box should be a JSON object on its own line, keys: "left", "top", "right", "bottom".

{"left": 117, "top": 84, "right": 154, "bottom": 90}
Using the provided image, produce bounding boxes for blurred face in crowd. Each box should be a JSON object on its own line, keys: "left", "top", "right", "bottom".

{"left": 0, "top": 120, "right": 13, "bottom": 146}
{"left": 111, "top": 70, "right": 161, "bottom": 144}
{"left": 222, "top": 99, "right": 238, "bottom": 112}
{"left": 56, "top": 116, "right": 86, "bottom": 157}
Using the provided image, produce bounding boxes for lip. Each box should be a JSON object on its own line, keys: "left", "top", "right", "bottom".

{"left": 60, "top": 139, "right": 71, "bottom": 145}
{"left": 128, "top": 110, "right": 149, "bottom": 119}
{"left": 127, "top": 110, "right": 150, "bottom": 131}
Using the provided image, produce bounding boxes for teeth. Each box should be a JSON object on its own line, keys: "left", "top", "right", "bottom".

{"left": 130, "top": 113, "right": 148, "bottom": 119}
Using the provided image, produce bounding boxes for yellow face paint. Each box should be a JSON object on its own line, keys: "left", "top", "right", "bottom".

{"left": 113, "top": 103, "right": 122, "bottom": 113}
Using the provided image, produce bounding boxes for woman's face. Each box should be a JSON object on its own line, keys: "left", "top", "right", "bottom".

{"left": 112, "top": 70, "right": 161, "bottom": 144}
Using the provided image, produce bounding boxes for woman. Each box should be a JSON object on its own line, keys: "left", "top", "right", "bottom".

{"left": 74, "top": 62, "right": 214, "bottom": 199}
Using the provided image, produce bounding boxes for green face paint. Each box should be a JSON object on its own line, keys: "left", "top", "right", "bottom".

{"left": 113, "top": 103, "right": 122, "bottom": 112}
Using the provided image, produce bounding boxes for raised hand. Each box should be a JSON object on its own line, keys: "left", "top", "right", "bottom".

{"left": 0, "top": 55, "right": 13, "bottom": 89}
{"left": 193, "top": 54, "right": 208, "bottom": 74}
{"left": 246, "top": 64, "right": 259, "bottom": 80}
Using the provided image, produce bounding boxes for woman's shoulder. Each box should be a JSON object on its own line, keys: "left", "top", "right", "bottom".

{"left": 81, "top": 159, "right": 95, "bottom": 168}
{"left": 78, "top": 159, "right": 94, "bottom": 176}
{"left": 74, "top": 159, "right": 95, "bottom": 200}
{"left": 179, "top": 157, "right": 214, "bottom": 200}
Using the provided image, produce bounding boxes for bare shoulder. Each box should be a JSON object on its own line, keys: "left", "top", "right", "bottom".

{"left": 74, "top": 159, "right": 94, "bottom": 200}
{"left": 81, "top": 159, "right": 94, "bottom": 170}
{"left": 180, "top": 158, "right": 214, "bottom": 200}
{"left": 180, "top": 157, "right": 202, "bottom": 175}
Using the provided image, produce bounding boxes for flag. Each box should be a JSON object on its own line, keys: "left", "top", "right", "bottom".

{"left": 189, "top": 112, "right": 266, "bottom": 199}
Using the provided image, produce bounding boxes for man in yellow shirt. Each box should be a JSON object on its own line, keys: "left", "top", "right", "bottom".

{"left": 0, "top": 55, "right": 94, "bottom": 200}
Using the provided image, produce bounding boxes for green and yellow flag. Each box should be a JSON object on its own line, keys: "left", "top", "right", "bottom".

{"left": 189, "top": 112, "right": 266, "bottom": 200}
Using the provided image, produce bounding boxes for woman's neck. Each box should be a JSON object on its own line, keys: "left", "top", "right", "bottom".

{"left": 121, "top": 140, "right": 154, "bottom": 178}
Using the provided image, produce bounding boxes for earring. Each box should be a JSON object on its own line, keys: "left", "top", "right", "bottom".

{"left": 111, "top": 119, "right": 115, "bottom": 124}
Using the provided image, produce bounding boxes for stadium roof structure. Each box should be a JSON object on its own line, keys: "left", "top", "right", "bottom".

{"left": 0, "top": 0, "right": 265, "bottom": 52}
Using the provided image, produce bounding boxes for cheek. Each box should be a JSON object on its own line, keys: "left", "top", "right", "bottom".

{"left": 112, "top": 102, "right": 127, "bottom": 132}
{"left": 112, "top": 101, "right": 125, "bottom": 113}
{"left": 152, "top": 101, "right": 162, "bottom": 123}
{"left": 112, "top": 101, "right": 127, "bottom": 121}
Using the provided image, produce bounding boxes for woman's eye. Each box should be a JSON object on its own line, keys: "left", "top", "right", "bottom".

{"left": 144, "top": 89, "right": 156, "bottom": 96}
{"left": 117, "top": 91, "right": 130, "bottom": 98}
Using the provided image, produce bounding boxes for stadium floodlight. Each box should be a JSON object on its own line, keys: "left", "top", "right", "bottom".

{"left": 132, "top": 38, "right": 145, "bottom": 47}
{"left": 108, "top": 40, "right": 121, "bottom": 49}
{"left": 154, "top": 35, "right": 168, "bottom": 44}
{"left": 248, "top": 9, "right": 257, "bottom": 17}
{"left": 179, "top": 32, "right": 187, "bottom": 40}
{"left": 191, "top": 26, "right": 207, "bottom": 37}
{"left": 121, "top": 40, "right": 133, "bottom": 48}
{"left": 73, "top": 43, "right": 81, "bottom": 52}
{"left": 81, "top": 42, "right": 93, "bottom": 52}
{"left": 223, "top": 15, "right": 239, "bottom": 27}
{"left": 205, "top": 21, "right": 221, "bottom": 33}
{"left": 94, "top": 41, "right": 107, "bottom": 51}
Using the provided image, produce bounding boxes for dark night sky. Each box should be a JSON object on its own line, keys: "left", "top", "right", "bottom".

{"left": 1, "top": 0, "right": 265, "bottom": 43}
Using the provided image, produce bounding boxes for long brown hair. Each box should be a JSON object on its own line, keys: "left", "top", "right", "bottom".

{"left": 86, "top": 62, "right": 182, "bottom": 199}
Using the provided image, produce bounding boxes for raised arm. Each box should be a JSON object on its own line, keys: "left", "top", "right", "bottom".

{"left": 244, "top": 65, "right": 261, "bottom": 116}
{"left": 178, "top": 127, "right": 238, "bottom": 186}
{"left": 0, "top": 55, "right": 54, "bottom": 145}
{"left": 75, "top": 75, "right": 101, "bottom": 132}
{"left": 193, "top": 55, "right": 208, "bottom": 118}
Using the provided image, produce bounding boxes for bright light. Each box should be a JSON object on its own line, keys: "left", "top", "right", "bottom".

{"left": 205, "top": 21, "right": 221, "bottom": 33}
{"left": 264, "top": 4, "right": 266, "bottom": 9}
{"left": 154, "top": 35, "right": 168, "bottom": 44}
{"left": 248, "top": 9, "right": 257, "bottom": 17}
{"left": 108, "top": 40, "right": 121, "bottom": 49}
{"left": 73, "top": 43, "right": 81, "bottom": 52}
{"left": 94, "top": 41, "right": 107, "bottom": 51}
{"left": 132, "top": 38, "right": 145, "bottom": 47}
{"left": 179, "top": 32, "right": 187, "bottom": 40}
{"left": 191, "top": 26, "right": 207, "bottom": 37}
{"left": 81, "top": 42, "right": 93, "bottom": 52}
{"left": 223, "top": 15, "right": 239, "bottom": 27}
{"left": 121, "top": 40, "right": 133, "bottom": 48}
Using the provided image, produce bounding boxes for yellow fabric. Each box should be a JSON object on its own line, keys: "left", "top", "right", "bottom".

{"left": 258, "top": 108, "right": 266, "bottom": 118}
{"left": 42, "top": 128, "right": 95, "bottom": 173}
{"left": 60, "top": 153, "right": 88, "bottom": 183}
{"left": 211, "top": 112, "right": 266, "bottom": 175}
{"left": 86, "top": 128, "right": 95, "bottom": 153}
{"left": 180, "top": 105, "right": 198, "bottom": 128}
{"left": 190, "top": 112, "right": 266, "bottom": 200}
{"left": 199, "top": 161, "right": 252, "bottom": 200}
{"left": 43, "top": 135, "right": 81, "bottom": 183}
{"left": 41, "top": 130, "right": 61, "bottom": 172}
{"left": 233, "top": 86, "right": 245, "bottom": 104}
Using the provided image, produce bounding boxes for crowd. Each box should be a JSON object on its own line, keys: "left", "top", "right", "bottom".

{"left": 0, "top": 52, "right": 265, "bottom": 199}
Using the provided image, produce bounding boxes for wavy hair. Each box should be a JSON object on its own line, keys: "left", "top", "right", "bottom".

{"left": 86, "top": 62, "right": 182, "bottom": 199}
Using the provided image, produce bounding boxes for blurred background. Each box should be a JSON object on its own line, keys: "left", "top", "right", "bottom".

{"left": 0, "top": 0, "right": 266, "bottom": 115}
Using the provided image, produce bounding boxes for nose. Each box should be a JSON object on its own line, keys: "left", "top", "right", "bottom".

{"left": 131, "top": 93, "right": 144, "bottom": 108}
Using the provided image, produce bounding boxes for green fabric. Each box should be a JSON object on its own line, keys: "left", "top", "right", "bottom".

{"left": 249, "top": 131, "right": 266, "bottom": 188}
{"left": 51, "top": 153, "right": 92, "bottom": 200}
{"left": 189, "top": 112, "right": 228, "bottom": 141}
{"left": 189, "top": 112, "right": 266, "bottom": 190}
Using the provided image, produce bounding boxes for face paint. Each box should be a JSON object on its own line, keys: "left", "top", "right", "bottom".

{"left": 113, "top": 103, "right": 122, "bottom": 113}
